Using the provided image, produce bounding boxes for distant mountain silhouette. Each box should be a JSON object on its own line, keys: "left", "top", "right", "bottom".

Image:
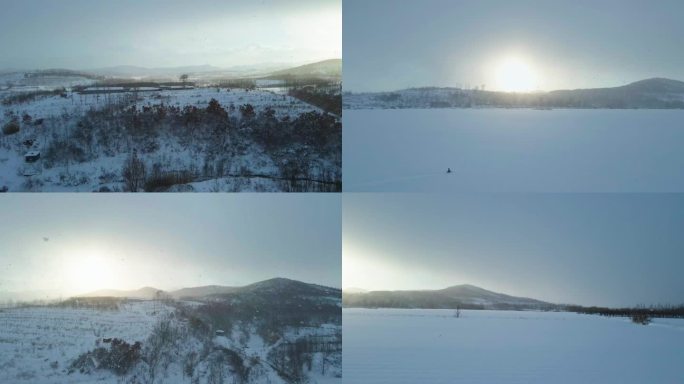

{"left": 77, "top": 278, "right": 340, "bottom": 302}
{"left": 234, "top": 277, "right": 341, "bottom": 298}
{"left": 344, "top": 78, "right": 684, "bottom": 109}
{"left": 80, "top": 286, "right": 164, "bottom": 300}
{"left": 619, "top": 77, "right": 684, "bottom": 93}
{"left": 543, "top": 78, "right": 684, "bottom": 108}
{"left": 268, "top": 59, "right": 342, "bottom": 79}
{"left": 343, "top": 284, "right": 555, "bottom": 310}
{"left": 75, "top": 278, "right": 341, "bottom": 343}
{"left": 170, "top": 285, "right": 239, "bottom": 299}
{"left": 342, "top": 287, "right": 368, "bottom": 294}
{"left": 6, "top": 59, "right": 341, "bottom": 82}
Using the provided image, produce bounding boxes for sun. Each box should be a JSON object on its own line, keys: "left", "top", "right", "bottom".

{"left": 493, "top": 57, "right": 538, "bottom": 92}
{"left": 62, "top": 248, "right": 118, "bottom": 294}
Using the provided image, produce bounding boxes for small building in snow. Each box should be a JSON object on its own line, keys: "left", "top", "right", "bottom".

{"left": 24, "top": 151, "right": 40, "bottom": 163}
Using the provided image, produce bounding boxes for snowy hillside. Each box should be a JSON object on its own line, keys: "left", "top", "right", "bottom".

{"left": 79, "top": 278, "right": 340, "bottom": 302}
{"left": 343, "top": 78, "right": 684, "bottom": 110}
{"left": 171, "top": 286, "right": 240, "bottom": 299}
{"left": 0, "top": 279, "right": 342, "bottom": 383}
{"left": 0, "top": 300, "right": 173, "bottom": 383}
{"left": 343, "top": 284, "right": 554, "bottom": 310}
{"left": 0, "top": 73, "right": 341, "bottom": 192}
{"left": 269, "top": 59, "right": 342, "bottom": 80}
{"left": 0, "top": 71, "right": 97, "bottom": 93}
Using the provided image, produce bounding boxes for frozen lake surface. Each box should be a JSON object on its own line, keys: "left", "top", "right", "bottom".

{"left": 343, "top": 109, "right": 684, "bottom": 192}
{"left": 343, "top": 308, "right": 684, "bottom": 384}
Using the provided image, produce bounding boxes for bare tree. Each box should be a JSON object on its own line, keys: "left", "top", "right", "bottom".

{"left": 122, "top": 151, "right": 146, "bottom": 192}
{"left": 180, "top": 74, "right": 189, "bottom": 87}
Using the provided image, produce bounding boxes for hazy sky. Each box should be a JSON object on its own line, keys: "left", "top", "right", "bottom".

{"left": 344, "top": 0, "right": 684, "bottom": 92}
{"left": 0, "top": 194, "right": 340, "bottom": 298}
{"left": 0, "top": 0, "right": 341, "bottom": 70}
{"left": 344, "top": 194, "right": 684, "bottom": 307}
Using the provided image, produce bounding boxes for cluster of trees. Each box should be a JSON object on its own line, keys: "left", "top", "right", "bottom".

{"left": 175, "top": 293, "right": 341, "bottom": 384}
{"left": 268, "top": 333, "right": 341, "bottom": 382}
{"left": 69, "top": 318, "right": 189, "bottom": 381}
{"left": 288, "top": 84, "right": 342, "bottom": 116}
{"left": 33, "top": 95, "right": 340, "bottom": 191}
{"left": 24, "top": 69, "right": 103, "bottom": 81}
{"left": 214, "top": 78, "right": 257, "bottom": 90}
{"left": 70, "top": 338, "right": 142, "bottom": 375}
{"left": 191, "top": 292, "right": 340, "bottom": 346}
{"left": 121, "top": 151, "right": 194, "bottom": 192}
{"left": 354, "top": 84, "right": 684, "bottom": 109}
{"left": 208, "top": 347, "right": 251, "bottom": 384}
{"left": 16, "top": 285, "right": 340, "bottom": 383}
{"left": 1, "top": 87, "right": 66, "bottom": 105}
{"left": 0, "top": 109, "right": 39, "bottom": 136}
{"left": 564, "top": 304, "right": 684, "bottom": 319}
{"left": 342, "top": 292, "right": 486, "bottom": 310}
{"left": 54, "top": 297, "right": 123, "bottom": 311}
{"left": 631, "top": 313, "right": 651, "bottom": 325}
{"left": 76, "top": 80, "right": 194, "bottom": 90}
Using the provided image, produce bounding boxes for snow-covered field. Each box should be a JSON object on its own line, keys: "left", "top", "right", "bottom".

{"left": 0, "top": 73, "right": 94, "bottom": 94}
{"left": 343, "top": 308, "right": 684, "bottom": 384}
{"left": 0, "top": 87, "right": 317, "bottom": 123}
{"left": 1, "top": 74, "right": 338, "bottom": 192}
{"left": 343, "top": 109, "right": 684, "bottom": 192}
{"left": 0, "top": 300, "right": 173, "bottom": 383}
{"left": 0, "top": 300, "right": 341, "bottom": 383}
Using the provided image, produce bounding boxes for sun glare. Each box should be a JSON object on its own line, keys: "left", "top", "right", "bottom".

{"left": 493, "top": 57, "right": 538, "bottom": 92}
{"left": 63, "top": 248, "right": 118, "bottom": 294}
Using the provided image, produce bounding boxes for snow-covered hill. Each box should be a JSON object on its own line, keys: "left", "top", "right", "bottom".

{"left": 269, "top": 59, "right": 342, "bottom": 79}
{"left": 0, "top": 73, "right": 341, "bottom": 192}
{"left": 77, "top": 278, "right": 340, "bottom": 302}
{"left": 171, "top": 285, "right": 240, "bottom": 299}
{"left": 0, "top": 300, "right": 174, "bottom": 383}
{"left": 343, "top": 284, "right": 554, "bottom": 310}
{"left": 0, "top": 279, "right": 342, "bottom": 383}
{"left": 343, "top": 78, "right": 684, "bottom": 110}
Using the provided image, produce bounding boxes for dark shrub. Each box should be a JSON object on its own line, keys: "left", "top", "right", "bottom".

{"left": 206, "top": 98, "right": 227, "bottom": 119}
{"left": 188, "top": 315, "right": 210, "bottom": 337}
{"left": 43, "top": 140, "right": 89, "bottom": 167}
{"left": 2, "top": 120, "right": 20, "bottom": 135}
{"left": 631, "top": 313, "right": 651, "bottom": 325}
{"left": 143, "top": 170, "right": 194, "bottom": 192}
{"left": 239, "top": 104, "right": 255, "bottom": 120}
{"left": 70, "top": 339, "right": 142, "bottom": 375}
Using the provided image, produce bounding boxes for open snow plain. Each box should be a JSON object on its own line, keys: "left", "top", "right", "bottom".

{"left": 343, "top": 109, "right": 684, "bottom": 192}
{"left": 343, "top": 308, "right": 684, "bottom": 384}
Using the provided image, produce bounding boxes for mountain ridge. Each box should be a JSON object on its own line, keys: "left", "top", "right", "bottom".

{"left": 268, "top": 58, "right": 341, "bottom": 79}
{"left": 61, "top": 59, "right": 339, "bottom": 79}
{"left": 343, "top": 284, "right": 556, "bottom": 310}
{"left": 75, "top": 277, "right": 340, "bottom": 300}
{"left": 2, "top": 59, "right": 341, "bottom": 81}
{"left": 344, "top": 77, "right": 684, "bottom": 109}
